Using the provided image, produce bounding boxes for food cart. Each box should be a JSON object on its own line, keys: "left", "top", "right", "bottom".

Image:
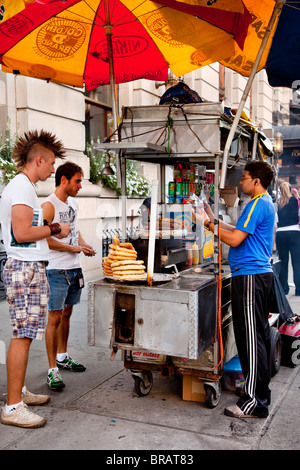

{"left": 87, "top": 101, "right": 279, "bottom": 407}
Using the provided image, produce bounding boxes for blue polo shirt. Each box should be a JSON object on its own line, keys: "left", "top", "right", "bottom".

{"left": 228, "top": 193, "right": 275, "bottom": 277}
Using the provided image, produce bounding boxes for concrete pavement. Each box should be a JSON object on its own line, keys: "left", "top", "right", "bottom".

{"left": 0, "top": 281, "right": 299, "bottom": 452}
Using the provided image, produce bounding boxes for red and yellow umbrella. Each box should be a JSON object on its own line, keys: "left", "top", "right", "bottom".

{"left": 0, "top": 0, "right": 251, "bottom": 90}
{"left": 1, "top": 0, "right": 296, "bottom": 187}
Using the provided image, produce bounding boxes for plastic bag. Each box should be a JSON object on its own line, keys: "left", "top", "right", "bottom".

{"left": 159, "top": 82, "right": 203, "bottom": 105}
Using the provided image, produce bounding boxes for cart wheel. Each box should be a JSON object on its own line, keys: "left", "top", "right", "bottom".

{"left": 133, "top": 371, "right": 153, "bottom": 396}
{"left": 270, "top": 326, "right": 281, "bottom": 377}
{"left": 204, "top": 384, "right": 221, "bottom": 408}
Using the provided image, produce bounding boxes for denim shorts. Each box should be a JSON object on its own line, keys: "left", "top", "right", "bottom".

{"left": 3, "top": 258, "right": 49, "bottom": 340}
{"left": 47, "top": 268, "right": 82, "bottom": 311}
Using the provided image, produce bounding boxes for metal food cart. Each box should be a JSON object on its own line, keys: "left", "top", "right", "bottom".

{"left": 87, "top": 101, "right": 278, "bottom": 407}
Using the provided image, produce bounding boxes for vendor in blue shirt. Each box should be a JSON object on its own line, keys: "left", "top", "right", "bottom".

{"left": 194, "top": 160, "right": 275, "bottom": 419}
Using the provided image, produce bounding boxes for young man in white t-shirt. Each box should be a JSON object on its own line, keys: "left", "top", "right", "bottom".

{"left": 42, "top": 162, "right": 95, "bottom": 391}
{"left": 0, "top": 130, "right": 70, "bottom": 429}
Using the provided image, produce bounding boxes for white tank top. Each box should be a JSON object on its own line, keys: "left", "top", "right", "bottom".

{"left": 44, "top": 193, "right": 80, "bottom": 270}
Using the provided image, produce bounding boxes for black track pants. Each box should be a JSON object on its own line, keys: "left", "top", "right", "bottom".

{"left": 231, "top": 273, "right": 274, "bottom": 416}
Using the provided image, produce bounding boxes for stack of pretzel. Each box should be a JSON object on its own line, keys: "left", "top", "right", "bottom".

{"left": 102, "top": 235, "right": 146, "bottom": 281}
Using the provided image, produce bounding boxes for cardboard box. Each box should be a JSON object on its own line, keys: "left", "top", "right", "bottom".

{"left": 220, "top": 186, "right": 238, "bottom": 207}
{"left": 182, "top": 375, "right": 206, "bottom": 403}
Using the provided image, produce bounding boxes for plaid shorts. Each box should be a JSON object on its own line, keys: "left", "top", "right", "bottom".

{"left": 3, "top": 258, "right": 50, "bottom": 340}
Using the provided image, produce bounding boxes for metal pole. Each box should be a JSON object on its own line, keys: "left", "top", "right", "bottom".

{"left": 213, "top": 154, "right": 220, "bottom": 276}
{"left": 147, "top": 180, "right": 159, "bottom": 286}
{"left": 104, "top": 0, "right": 122, "bottom": 187}
{"left": 121, "top": 155, "right": 127, "bottom": 242}
{"left": 251, "top": 131, "right": 258, "bottom": 160}
{"left": 219, "top": 0, "right": 285, "bottom": 188}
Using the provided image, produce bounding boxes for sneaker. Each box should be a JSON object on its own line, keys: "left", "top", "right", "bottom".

{"left": 22, "top": 389, "right": 51, "bottom": 406}
{"left": 57, "top": 354, "right": 86, "bottom": 372}
{"left": 3, "top": 389, "right": 51, "bottom": 406}
{"left": 47, "top": 369, "right": 65, "bottom": 390}
{"left": 224, "top": 404, "right": 267, "bottom": 419}
{"left": 1, "top": 403, "right": 47, "bottom": 428}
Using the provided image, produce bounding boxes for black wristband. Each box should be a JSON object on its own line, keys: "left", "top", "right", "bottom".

{"left": 49, "top": 223, "right": 61, "bottom": 236}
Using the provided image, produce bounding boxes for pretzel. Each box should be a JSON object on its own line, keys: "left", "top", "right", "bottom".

{"left": 119, "top": 242, "right": 134, "bottom": 250}
{"left": 109, "top": 244, "right": 137, "bottom": 255}
{"left": 111, "top": 265, "right": 145, "bottom": 272}
{"left": 109, "top": 250, "right": 137, "bottom": 259}
{"left": 112, "top": 235, "right": 120, "bottom": 246}
{"left": 111, "top": 260, "right": 144, "bottom": 267}
{"left": 113, "top": 274, "right": 146, "bottom": 281}
{"left": 112, "top": 270, "right": 145, "bottom": 276}
{"left": 111, "top": 254, "right": 138, "bottom": 260}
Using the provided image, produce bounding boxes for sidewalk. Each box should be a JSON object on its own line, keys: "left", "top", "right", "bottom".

{"left": 0, "top": 283, "right": 299, "bottom": 451}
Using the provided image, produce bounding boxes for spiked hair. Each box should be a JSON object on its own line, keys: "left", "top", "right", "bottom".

{"left": 12, "top": 129, "right": 66, "bottom": 170}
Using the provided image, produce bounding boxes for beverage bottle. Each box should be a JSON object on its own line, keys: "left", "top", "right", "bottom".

{"left": 181, "top": 163, "right": 188, "bottom": 181}
{"left": 192, "top": 241, "right": 199, "bottom": 265}
{"left": 174, "top": 163, "right": 182, "bottom": 182}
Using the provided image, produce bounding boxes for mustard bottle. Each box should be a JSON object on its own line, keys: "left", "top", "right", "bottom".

{"left": 192, "top": 241, "right": 199, "bottom": 265}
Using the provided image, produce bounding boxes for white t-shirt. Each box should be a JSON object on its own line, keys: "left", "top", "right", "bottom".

{"left": 0, "top": 174, "right": 49, "bottom": 261}
{"left": 43, "top": 193, "right": 80, "bottom": 270}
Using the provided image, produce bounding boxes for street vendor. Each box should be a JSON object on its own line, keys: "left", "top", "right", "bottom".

{"left": 193, "top": 160, "right": 275, "bottom": 419}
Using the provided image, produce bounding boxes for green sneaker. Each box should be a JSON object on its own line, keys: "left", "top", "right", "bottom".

{"left": 47, "top": 369, "right": 65, "bottom": 390}
{"left": 56, "top": 354, "right": 86, "bottom": 372}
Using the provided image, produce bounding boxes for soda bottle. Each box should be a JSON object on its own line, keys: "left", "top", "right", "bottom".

{"left": 174, "top": 163, "right": 182, "bottom": 182}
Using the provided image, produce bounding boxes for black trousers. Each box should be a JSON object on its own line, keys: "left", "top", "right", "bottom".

{"left": 276, "top": 230, "right": 300, "bottom": 295}
{"left": 231, "top": 273, "right": 274, "bottom": 416}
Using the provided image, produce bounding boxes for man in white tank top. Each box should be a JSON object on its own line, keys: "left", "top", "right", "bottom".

{"left": 42, "top": 162, "right": 95, "bottom": 391}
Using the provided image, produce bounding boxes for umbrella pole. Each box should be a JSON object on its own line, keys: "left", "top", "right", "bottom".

{"left": 104, "top": 1, "right": 118, "bottom": 136}
{"left": 219, "top": 0, "right": 285, "bottom": 189}
{"left": 104, "top": 0, "right": 122, "bottom": 195}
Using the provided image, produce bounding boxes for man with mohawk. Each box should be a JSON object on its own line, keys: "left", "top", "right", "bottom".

{"left": 0, "top": 130, "right": 70, "bottom": 428}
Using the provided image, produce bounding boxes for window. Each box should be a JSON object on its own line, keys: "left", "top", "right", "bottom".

{"left": 84, "top": 86, "right": 113, "bottom": 144}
